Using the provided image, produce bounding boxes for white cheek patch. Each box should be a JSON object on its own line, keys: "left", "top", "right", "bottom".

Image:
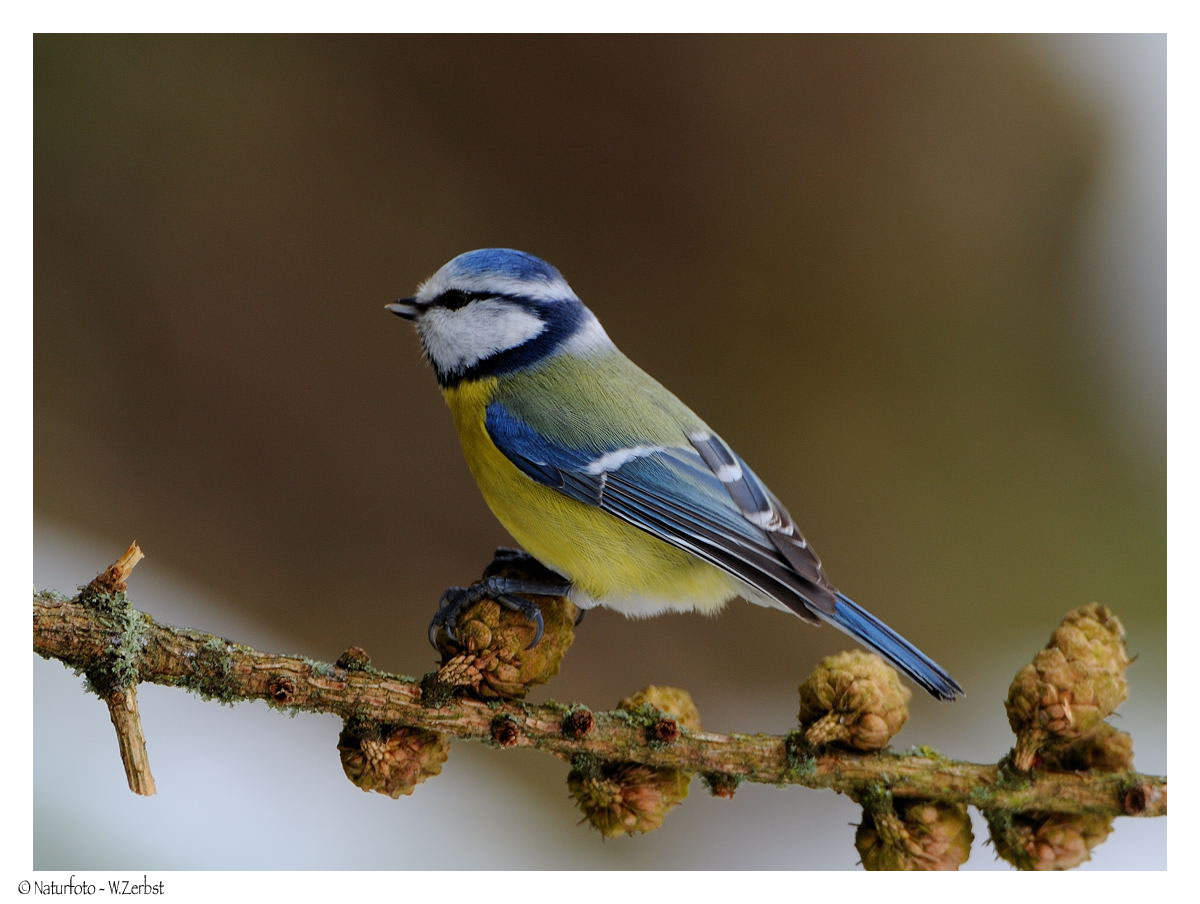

{"left": 418, "top": 299, "right": 547, "bottom": 373}
{"left": 561, "top": 312, "right": 615, "bottom": 356}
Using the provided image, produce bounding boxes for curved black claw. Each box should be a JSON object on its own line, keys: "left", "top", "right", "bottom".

{"left": 494, "top": 593, "right": 546, "bottom": 649}
{"left": 574, "top": 607, "right": 587, "bottom": 628}
{"left": 427, "top": 585, "right": 481, "bottom": 649}
{"left": 482, "top": 573, "right": 569, "bottom": 649}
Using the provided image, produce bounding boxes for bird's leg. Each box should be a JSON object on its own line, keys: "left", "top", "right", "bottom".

{"left": 485, "top": 546, "right": 532, "bottom": 567}
{"left": 482, "top": 547, "right": 565, "bottom": 583}
{"left": 428, "top": 549, "right": 572, "bottom": 650}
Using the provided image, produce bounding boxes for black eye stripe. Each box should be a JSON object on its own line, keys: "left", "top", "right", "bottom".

{"left": 430, "top": 288, "right": 540, "bottom": 311}
{"left": 434, "top": 289, "right": 474, "bottom": 310}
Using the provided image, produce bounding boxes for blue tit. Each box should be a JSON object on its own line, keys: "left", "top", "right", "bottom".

{"left": 386, "top": 248, "right": 962, "bottom": 700}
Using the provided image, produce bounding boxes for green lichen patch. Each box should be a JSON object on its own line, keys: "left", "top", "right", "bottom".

{"left": 179, "top": 637, "right": 243, "bottom": 705}
{"left": 783, "top": 728, "right": 817, "bottom": 780}
{"left": 303, "top": 658, "right": 337, "bottom": 679}
{"left": 75, "top": 578, "right": 129, "bottom": 614}
{"left": 994, "top": 754, "right": 1034, "bottom": 792}
{"left": 907, "top": 745, "right": 948, "bottom": 761}
{"left": 78, "top": 592, "right": 148, "bottom": 696}
{"left": 701, "top": 771, "right": 742, "bottom": 798}
{"left": 855, "top": 782, "right": 894, "bottom": 811}
{"left": 608, "top": 703, "right": 662, "bottom": 729}
{"left": 569, "top": 752, "right": 604, "bottom": 783}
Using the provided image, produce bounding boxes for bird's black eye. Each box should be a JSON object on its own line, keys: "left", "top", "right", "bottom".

{"left": 435, "top": 289, "right": 473, "bottom": 310}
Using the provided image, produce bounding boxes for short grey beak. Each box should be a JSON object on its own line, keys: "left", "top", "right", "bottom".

{"left": 385, "top": 297, "right": 421, "bottom": 320}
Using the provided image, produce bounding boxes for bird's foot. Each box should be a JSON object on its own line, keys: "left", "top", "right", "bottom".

{"left": 428, "top": 584, "right": 484, "bottom": 650}
{"left": 487, "top": 548, "right": 585, "bottom": 626}
{"left": 428, "top": 553, "right": 572, "bottom": 651}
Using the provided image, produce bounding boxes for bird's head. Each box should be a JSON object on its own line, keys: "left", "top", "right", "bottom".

{"left": 387, "top": 249, "right": 611, "bottom": 386}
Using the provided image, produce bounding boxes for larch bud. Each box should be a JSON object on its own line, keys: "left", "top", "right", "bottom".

{"left": 1006, "top": 604, "right": 1130, "bottom": 770}
{"left": 568, "top": 686, "right": 701, "bottom": 838}
{"left": 987, "top": 811, "right": 1113, "bottom": 871}
{"left": 434, "top": 593, "right": 578, "bottom": 699}
{"left": 799, "top": 650, "right": 911, "bottom": 751}
{"left": 567, "top": 761, "right": 691, "bottom": 839}
{"left": 1053, "top": 604, "right": 1130, "bottom": 674}
{"left": 337, "top": 722, "right": 450, "bottom": 798}
{"left": 856, "top": 799, "right": 974, "bottom": 871}
{"left": 1039, "top": 723, "right": 1134, "bottom": 773}
{"left": 617, "top": 685, "right": 702, "bottom": 731}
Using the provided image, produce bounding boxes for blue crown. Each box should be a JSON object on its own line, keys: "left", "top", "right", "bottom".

{"left": 443, "top": 248, "right": 564, "bottom": 284}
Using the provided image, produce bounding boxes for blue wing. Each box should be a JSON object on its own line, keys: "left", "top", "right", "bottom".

{"left": 484, "top": 401, "right": 833, "bottom": 621}
{"left": 484, "top": 400, "right": 965, "bottom": 701}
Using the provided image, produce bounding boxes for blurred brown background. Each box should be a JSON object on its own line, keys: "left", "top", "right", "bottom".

{"left": 34, "top": 34, "right": 1165, "bottom": 869}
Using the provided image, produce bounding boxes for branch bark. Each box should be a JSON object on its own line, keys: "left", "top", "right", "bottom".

{"left": 102, "top": 685, "right": 156, "bottom": 795}
{"left": 72, "top": 542, "right": 157, "bottom": 796}
{"left": 32, "top": 590, "right": 1165, "bottom": 819}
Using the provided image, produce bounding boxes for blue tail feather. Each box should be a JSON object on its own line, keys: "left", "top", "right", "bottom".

{"left": 822, "top": 592, "right": 963, "bottom": 701}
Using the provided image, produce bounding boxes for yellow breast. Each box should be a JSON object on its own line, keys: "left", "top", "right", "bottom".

{"left": 442, "top": 379, "right": 736, "bottom": 613}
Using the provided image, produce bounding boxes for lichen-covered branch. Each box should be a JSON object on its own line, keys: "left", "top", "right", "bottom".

{"left": 72, "top": 542, "right": 157, "bottom": 796}
{"left": 31, "top": 589, "right": 1165, "bottom": 819}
